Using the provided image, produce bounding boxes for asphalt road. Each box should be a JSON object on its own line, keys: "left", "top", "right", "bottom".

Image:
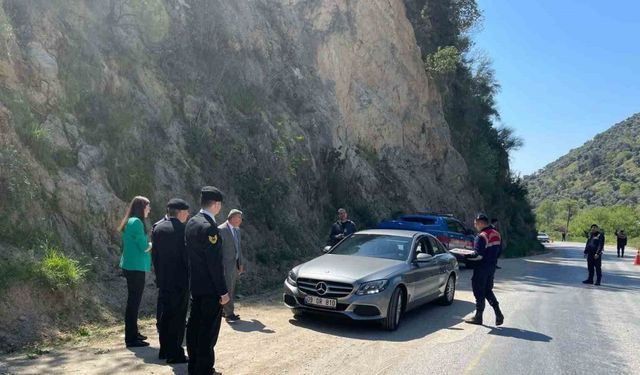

{"left": 2, "top": 242, "right": 639, "bottom": 375}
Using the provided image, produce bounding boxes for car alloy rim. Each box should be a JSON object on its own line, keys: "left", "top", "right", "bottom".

{"left": 446, "top": 278, "right": 454, "bottom": 301}
{"left": 395, "top": 291, "right": 402, "bottom": 325}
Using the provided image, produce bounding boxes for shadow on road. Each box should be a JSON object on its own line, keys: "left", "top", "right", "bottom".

{"left": 128, "top": 345, "right": 187, "bottom": 375}
{"left": 288, "top": 299, "right": 475, "bottom": 342}
{"left": 487, "top": 326, "right": 552, "bottom": 342}
{"left": 227, "top": 318, "right": 275, "bottom": 334}
{"left": 495, "top": 246, "right": 640, "bottom": 293}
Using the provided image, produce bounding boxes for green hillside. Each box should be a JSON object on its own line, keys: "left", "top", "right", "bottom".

{"left": 525, "top": 113, "right": 640, "bottom": 207}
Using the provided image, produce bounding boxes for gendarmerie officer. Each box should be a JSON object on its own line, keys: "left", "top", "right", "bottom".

{"left": 583, "top": 224, "right": 605, "bottom": 286}
{"left": 327, "top": 208, "right": 357, "bottom": 246}
{"left": 185, "top": 187, "right": 229, "bottom": 375}
{"left": 464, "top": 213, "right": 504, "bottom": 326}
{"left": 151, "top": 214, "right": 168, "bottom": 335}
{"left": 152, "top": 198, "right": 190, "bottom": 364}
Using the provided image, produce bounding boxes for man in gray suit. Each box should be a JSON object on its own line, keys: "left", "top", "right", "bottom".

{"left": 218, "top": 209, "right": 245, "bottom": 322}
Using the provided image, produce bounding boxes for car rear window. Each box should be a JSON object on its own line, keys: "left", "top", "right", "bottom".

{"left": 330, "top": 234, "right": 412, "bottom": 261}
{"left": 399, "top": 217, "right": 437, "bottom": 225}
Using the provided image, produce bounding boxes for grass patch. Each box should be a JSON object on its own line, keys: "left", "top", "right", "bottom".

{"left": 38, "top": 246, "right": 88, "bottom": 290}
{"left": 0, "top": 242, "right": 88, "bottom": 294}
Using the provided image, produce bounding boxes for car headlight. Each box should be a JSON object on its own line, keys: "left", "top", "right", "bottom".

{"left": 286, "top": 270, "right": 297, "bottom": 286}
{"left": 356, "top": 280, "right": 389, "bottom": 295}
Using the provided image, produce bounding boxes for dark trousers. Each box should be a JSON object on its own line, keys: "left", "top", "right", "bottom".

{"left": 159, "top": 288, "right": 189, "bottom": 360}
{"left": 617, "top": 245, "right": 625, "bottom": 257}
{"left": 123, "top": 270, "right": 146, "bottom": 343}
{"left": 471, "top": 267, "right": 499, "bottom": 313}
{"left": 586, "top": 254, "right": 602, "bottom": 283}
{"left": 156, "top": 290, "right": 163, "bottom": 333}
{"left": 187, "top": 295, "right": 223, "bottom": 375}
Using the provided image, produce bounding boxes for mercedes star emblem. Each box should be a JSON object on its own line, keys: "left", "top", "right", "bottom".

{"left": 316, "top": 282, "right": 328, "bottom": 296}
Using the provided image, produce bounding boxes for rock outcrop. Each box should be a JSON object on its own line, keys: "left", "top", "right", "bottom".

{"left": 0, "top": 0, "right": 480, "bottom": 349}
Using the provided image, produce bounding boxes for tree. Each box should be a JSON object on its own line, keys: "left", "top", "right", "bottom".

{"left": 536, "top": 199, "right": 557, "bottom": 231}
{"left": 558, "top": 199, "right": 579, "bottom": 236}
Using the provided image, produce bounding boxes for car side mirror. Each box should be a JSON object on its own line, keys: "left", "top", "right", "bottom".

{"left": 416, "top": 253, "right": 433, "bottom": 262}
{"left": 322, "top": 246, "right": 332, "bottom": 253}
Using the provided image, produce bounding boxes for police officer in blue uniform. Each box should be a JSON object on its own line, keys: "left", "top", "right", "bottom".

{"left": 152, "top": 198, "right": 190, "bottom": 363}
{"left": 464, "top": 213, "right": 504, "bottom": 326}
{"left": 185, "top": 187, "right": 229, "bottom": 375}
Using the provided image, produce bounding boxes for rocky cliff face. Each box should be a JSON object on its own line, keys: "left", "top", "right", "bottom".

{"left": 0, "top": 0, "right": 479, "bottom": 348}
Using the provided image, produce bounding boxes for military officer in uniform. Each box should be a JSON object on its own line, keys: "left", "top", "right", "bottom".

{"left": 583, "top": 224, "right": 605, "bottom": 285}
{"left": 185, "top": 187, "right": 229, "bottom": 375}
{"left": 464, "top": 213, "right": 504, "bottom": 326}
{"left": 151, "top": 214, "right": 168, "bottom": 334}
{"left": 152, "top": 198, "right": 190, "bottom": 363}
{"left": 327, "top": 208, "right": 357, "bottom": 246}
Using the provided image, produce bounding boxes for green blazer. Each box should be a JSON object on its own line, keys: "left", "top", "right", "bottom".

{"left": 120, "top": 217, "right": 151, "bottom": 272}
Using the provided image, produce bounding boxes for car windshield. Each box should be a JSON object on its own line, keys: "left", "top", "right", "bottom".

{"left": 330, "top": 234, "right": 412, "bottom": 261}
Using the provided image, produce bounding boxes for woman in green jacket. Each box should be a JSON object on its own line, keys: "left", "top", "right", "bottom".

{"left": 118, "top": 196, "right": 151, "bottom": 347}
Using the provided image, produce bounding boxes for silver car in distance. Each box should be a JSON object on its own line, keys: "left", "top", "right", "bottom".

{"left": 283, "top": 229, "right": 459, "bottom": 330}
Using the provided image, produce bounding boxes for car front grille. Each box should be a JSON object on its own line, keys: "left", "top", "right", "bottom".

{"left": 297, "top": 278, "right": 354, "bottom": 298}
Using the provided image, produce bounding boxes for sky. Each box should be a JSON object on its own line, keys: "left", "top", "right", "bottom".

{"left": 474, "top": 0, "right": 640, "bottom": 176}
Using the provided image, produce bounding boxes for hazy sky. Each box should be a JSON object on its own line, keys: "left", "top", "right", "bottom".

{"left": 474, "top": 0, "right": 640, "bottom": 176}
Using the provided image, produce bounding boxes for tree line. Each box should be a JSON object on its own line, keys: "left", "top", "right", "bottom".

{"left": 536, "top": 199, "right": 640, "bottom": 248}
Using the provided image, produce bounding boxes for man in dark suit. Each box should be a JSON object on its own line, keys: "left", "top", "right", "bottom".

{"left": 218, "top": 209, "right": 245, "bottom": 322}
{"left": 152, "top": 198, "right": 190, "bottom": 363}
{"left": 185, "top": 187, "right": 230, "bottom": 375}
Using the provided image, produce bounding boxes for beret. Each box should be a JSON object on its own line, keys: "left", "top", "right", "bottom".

{"left": 167, "top": 198, "right": 189, "bottom": 210}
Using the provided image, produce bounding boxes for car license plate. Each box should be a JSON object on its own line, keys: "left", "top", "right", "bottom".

{"left": 304, "top": 295, "right": 337, "bottom": 309}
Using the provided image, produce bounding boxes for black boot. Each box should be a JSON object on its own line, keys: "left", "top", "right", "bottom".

{"left": 494, "top": 306, "right": 504, "bottom": 326}
{"left": 582, "top": 279, "right": 593, "bottom": 284}
{"left": 465, "top": 311, "right": 483, "bottom": 325}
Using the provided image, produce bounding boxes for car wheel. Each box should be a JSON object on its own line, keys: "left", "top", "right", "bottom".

{"left": 381, "top": 287, "right": 403, "bottom": 331}
{"left": 437, "top": 275, "right": 456, "bottom": 306}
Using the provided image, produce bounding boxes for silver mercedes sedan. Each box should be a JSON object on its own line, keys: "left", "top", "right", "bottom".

{"left": 283, "top": 229, "right": 458, "bottom": 330}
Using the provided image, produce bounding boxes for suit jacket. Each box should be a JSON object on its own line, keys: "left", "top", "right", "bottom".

{"left": 218, "top": 221, "right": 244, "bottom": 272}
{"left": 185, "top": 212, "right": 228, "bottom": 297}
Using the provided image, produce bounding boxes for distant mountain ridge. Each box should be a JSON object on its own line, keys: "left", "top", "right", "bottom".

{"left": 524, "top": 113, "right": 640, "bottom": 207}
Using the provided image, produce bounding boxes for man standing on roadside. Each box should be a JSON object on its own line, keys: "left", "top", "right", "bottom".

{"left": 152, "top": 199, "right": 190, "bottom": 363}
{"left": 615, "top": 229, "right": 627, "bottom": 258}
{"left": 185, "top": 187, "right": 229, "bottom": 375}
{"left": 219, "top": 209, "right": 245, "bottom": 323}
{"left": 464, "top": 213, "right": 504, "bottom": 326}
{"left": 327, "top": 208, "right": 357, "bottom": 247}
{"left": 583, "top": 224, "right": 605, "bottom": 285}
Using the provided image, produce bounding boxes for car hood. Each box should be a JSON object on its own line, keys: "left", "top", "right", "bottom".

{"left": 296, "top": 254, "right": 406, "bottom": 283}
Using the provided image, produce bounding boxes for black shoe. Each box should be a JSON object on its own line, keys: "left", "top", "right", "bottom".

{"left": 594, "top": 282, "right": 601, "bottom": 286}
{"left": 167, "top": 356, "right": 188, "bottom": 364}
{"left": 496, "top": 265, "right": 502, "bottom": 269}
{"left": 582, "top": 280, "right": 593, "bottom": 284}
{"left": 137, "top": 333, "right": 147, "bottom": 340}
{"left": 226, "top": 314, "right": 240, "bottom": 322}
{"left": 464, "top": 315, "right": 483, "bottom": 325}
{"left": 496, "top": 313, "right": 504, "bottom": 326}
{"left": 126, "top": 340, "right": 150, "bottom": 348}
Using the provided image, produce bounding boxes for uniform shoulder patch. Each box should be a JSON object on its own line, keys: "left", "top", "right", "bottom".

{"left": 208, "top": 234, "right": 218, "bottom": 245}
